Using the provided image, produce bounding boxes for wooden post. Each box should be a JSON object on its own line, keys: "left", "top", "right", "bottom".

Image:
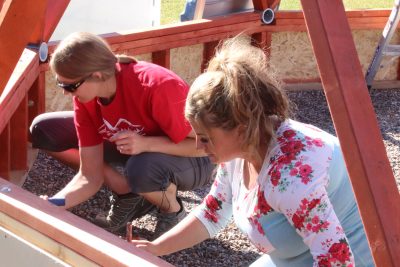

{"left": 201, "top": 41, "right": 219, "bottom": 72}
{"left": 300, "top": 0, "right": 400, "bottom": 266}
{"left": 251, "top": 32, "right": 272, "bottom": 56}
{"left": 28, "top": 71, "right": 46, "bottom": 129}
{"left": 0, "top": 124, "right": 10, "bottom": 179}
{"left": 152, "top": 50, "right": 170, "bottom": 69}
{"left": 0, "top": 0, "right": 47, "bottom": 94}
{"left": 10, "top": 96, "right": 28, "bottom": 171}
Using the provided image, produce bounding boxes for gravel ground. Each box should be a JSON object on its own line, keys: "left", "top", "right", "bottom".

{"left": 24, "top": 89, "right": 400, "bottom": 266}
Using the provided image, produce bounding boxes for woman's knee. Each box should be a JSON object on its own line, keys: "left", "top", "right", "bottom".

{"left": 125, "top": 153, "right": 172, "bottom": 193}
{"left": 30, "top": 111, "right": 77, "bottom": 151}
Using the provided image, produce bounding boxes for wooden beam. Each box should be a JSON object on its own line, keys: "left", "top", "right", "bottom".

{"left": 252, "top": 0, "right": 280, "bottom": 11}
{"left": 152, "top": 50, "right": 170, "bottom": 69}
{"left": 201, "top": 41, "right": 219, "bottom": 72}
{"left": 0, "top": 49, "right": 39, "bottom": 134}
{"left": 44, "top": 10, "right": 390, "bottom": 56}
{"left": 28, "top": 71, "right": 46, "bottom": 131}
{"left": 251, "top": 32, "right": 272, "bottom": 56}
{"left": 0, "top": 125, "right": 10, "bottom": 179}
{"left": 42, "top": 0, "right": 70, "bottom": 41}
{"left": 1, "top": 212, "right": 97, "bottom": 266}
{"left": 0, "top": 178, "right": 172, "bottom": 266}
{"left": 300, "top": 1, "right": 400, "bottom": 266}
{"left": 0, "top": 0, "right": 47, "bottom": 94}
{"left": 98, "top": 11, "right": 387, "bottom": 56}
{"left": 10, "top": 95, "right": 28, "bottom": 171}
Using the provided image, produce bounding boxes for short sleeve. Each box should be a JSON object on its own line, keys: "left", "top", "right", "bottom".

{"left": 150, "top": 78, "right": 191, "bottom": 143}
{"left": 73, "top": 97, "right": 103, "bottom": 147}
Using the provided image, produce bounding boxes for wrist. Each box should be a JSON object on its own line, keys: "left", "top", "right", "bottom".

{"left": 151, "top": 239, "right": 167, "bottom": 256}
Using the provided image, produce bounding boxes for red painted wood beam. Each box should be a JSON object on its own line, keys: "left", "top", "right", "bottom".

{"left": 0, "top": 49, "right": 39, "bottom": 134}
{"left": 251, "top": 32, "right": 272, "bottom": 56}
{"left": 10, "top": 95, "right": 28, "bottom": 171}
{"left": 28, "top": 72, "right": 46, "bottom": 131}
{"left": 300, "top": 1, "right": 400, "bottom": 266}
{"left": 0, "top": 178, "right": 172, "bottom": 266}
{"left": 0, "top": 0, "right": 47, "bottom": 94}
{"left": 0, "top": 124, "right": 10, "bottom": 179}
{"left": 152, "top": 50, "right": 170, "bottom": 69}
{"left": 252, "top": 0, "right": 280, "bottom": 11}
{"left": 201, "top": 41, "right": 219, "bottom": 72}
{"left": 42, "top": 0, "right": 70, "bottom": 41}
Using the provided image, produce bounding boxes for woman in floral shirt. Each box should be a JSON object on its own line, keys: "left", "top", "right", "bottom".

{"left": 132, "top": 37, "right": 374, "bottom": 266}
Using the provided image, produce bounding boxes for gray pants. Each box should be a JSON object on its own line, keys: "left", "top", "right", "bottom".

{"left": 30, "top": 111, "right": 214, "bottom": 193}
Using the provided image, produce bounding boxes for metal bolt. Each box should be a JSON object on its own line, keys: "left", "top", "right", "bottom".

{"left": 0, "top": 186, "right": 11, "bottom": 193}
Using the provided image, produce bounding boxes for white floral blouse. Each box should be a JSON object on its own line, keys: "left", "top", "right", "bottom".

{"left": 193, "top": 120, "right": 373, "bottom": 267}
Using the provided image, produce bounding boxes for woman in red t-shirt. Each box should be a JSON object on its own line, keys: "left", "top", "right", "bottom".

{"left": 30, "top": 32, "right": 214, "bottom": 238}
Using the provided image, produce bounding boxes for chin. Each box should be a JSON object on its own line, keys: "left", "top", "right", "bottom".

{"left": 77, "top": 97, "right": 90, "bottom": 103}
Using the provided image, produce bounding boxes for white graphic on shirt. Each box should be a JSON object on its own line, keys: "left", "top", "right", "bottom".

{"left": 98, "top": 118, "right": 145, "bottom": 140}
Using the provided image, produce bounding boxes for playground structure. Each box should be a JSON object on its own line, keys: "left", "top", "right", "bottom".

{"left": 0, "top": 0, "right": 399, "bottom": 266}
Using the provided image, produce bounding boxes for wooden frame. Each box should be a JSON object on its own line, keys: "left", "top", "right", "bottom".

{"left": 0, "top": 178, "right": 172, "bottom": 266}
{"left": 301, "top": 1, "right": 400, "bottom": 266}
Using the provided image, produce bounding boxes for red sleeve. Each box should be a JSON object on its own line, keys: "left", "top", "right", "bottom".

{"left": 73, "top": 97, "right": 103, "bottom": 147}
{"left": 150, "top": 78, "right": 192, "bottom": 143}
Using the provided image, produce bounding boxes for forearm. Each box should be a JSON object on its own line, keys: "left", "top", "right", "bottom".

{"left": 150, "top": 214, "right": 210, "bottom": 256}
{"left": 147, "top": 136, "right": 206, "bottom": 157}
{"left": 52, "top": 171, "right": 103, "bottom": 209}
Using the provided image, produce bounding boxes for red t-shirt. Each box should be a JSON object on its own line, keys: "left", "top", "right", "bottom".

{"left": 73, "top": 61, "right": 191, "bottom": 147}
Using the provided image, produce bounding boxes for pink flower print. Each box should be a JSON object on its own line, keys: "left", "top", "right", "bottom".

{"left": 328, "top": 240, "right": 352, "bottom": 263}
{"left": 277, "top": 153, "right": 295, "bottom": 164}
{"left": 282, "top": 129, "right": 296, "bottom": 139}
{"left": 255, "top": 188, "right": 273, "bottom": 215}
{"left": 249, "top": 217, "right": 265, "bottom": 235}
{"left": 204, "top": 209, "right": 218, "bottom": 223}
{"left": 295, "top": 161, "right": 302, "bottom": 167}
{"left": 269, "top": 167, "right": 281, "bottom": 186}
{"left": 205, "top": 195, "right": 221, "bottom": 212}
{"left": 292, "top": 213, "right": 305, "bottom": 230}
{"left": 312, "top": 138, "right": 324, "bottom": 147}
{"left": 318, "top": 239, "right": 352, "bottom": 266}
{"left": 307, "top": 198, "right": 321, "bottom": 210}
{"left": 299, "top": 164, "right": 312, "bottom": 178}
{"left": 281, "top": 140, "right": 305, "bottom": 154}
{"left": 290, "top": 168, "right": 298, "bottom": 176}
{"left": 301, "top": 176, "right": 311, "bottom": 184}
{"left": 311, "top": 215, "right": 320, "bottom": 224}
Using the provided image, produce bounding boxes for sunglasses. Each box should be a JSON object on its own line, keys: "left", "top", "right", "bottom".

{"left": 56, "top": 76, "right": 88, "bottom": 93}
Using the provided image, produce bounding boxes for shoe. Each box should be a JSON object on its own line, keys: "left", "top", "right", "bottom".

{"left": 152, "top": 197, "right": 187, "bottom": 240}
{"left": 93, "top": 193, "right": 154, "bottom": 234}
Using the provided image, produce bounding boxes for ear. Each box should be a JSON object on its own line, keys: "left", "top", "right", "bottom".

{"left": 91, "top": 71, "right": 104, "bottom": 81}
{"left": 236, "top": 124, "right": 247, "bottom": 137}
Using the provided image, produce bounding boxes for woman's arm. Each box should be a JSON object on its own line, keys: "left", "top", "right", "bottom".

{"left": 51, "top": 144, "right": 105, "bottom": 208}
{"left": 132, "top": 214, "right": 210, "bottom": 256}
{"left": 110, "top": 130, "right": 206, "bottom": 157}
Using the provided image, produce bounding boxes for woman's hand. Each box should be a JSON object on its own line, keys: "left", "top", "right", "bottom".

{"left": 130, "top": 239, "right": 162, "bottom": 256}
{"left": 110, "top": 131, "right": 149, "bottom": 155}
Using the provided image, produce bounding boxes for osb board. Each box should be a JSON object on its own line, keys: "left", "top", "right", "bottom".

{"left": 170, "top": 43, "right": 203, "bottom": 85}
{"left": 269, "top": 30, "right": 400, "bottom": 81}
{"left": 45, "top": 71, "right": 72, "bottom": 112}
{"left": 44, "top": 30, "right": 399, "bottom": 112}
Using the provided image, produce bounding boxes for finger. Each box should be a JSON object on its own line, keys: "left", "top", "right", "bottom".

{"left": 110, "top": 130, "right": 132, "bottom": 142}
{"left": 40, "top": 195, "right": 49, "bottom": 200}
